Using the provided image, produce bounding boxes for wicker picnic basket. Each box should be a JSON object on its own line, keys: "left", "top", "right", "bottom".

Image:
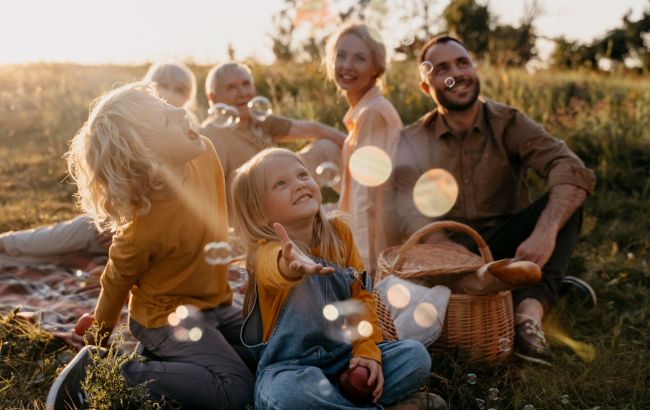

{"left": 374, "top": 221, "right": 514, "bottom": 364}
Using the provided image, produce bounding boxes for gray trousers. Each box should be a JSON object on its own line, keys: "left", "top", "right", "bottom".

{"left": 124, "top": 304, "right": 255, "bottom": 409}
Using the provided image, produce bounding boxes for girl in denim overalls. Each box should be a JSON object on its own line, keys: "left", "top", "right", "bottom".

{"left": 231, "top": 148, "right": 438, "bottom": 409}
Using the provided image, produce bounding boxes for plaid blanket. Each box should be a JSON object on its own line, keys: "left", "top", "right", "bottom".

{"left": 0, "top": 253, "right": 246, "bottom": 351}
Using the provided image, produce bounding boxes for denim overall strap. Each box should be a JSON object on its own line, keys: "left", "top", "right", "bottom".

{"left": 242, "top": 259, "right": 369, "bottom": 374}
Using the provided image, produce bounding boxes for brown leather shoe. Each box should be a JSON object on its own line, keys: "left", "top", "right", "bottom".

{"left": 514, "top": 315, "right": 553, "bottom": 366}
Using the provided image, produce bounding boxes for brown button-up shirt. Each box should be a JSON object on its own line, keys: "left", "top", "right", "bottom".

{"left": 392, "top": 98, "right": 596, "bottom": 241}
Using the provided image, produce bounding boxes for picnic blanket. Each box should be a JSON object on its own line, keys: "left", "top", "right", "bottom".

{"left": 0, "top": 252, "right": 247, "bottom": 351}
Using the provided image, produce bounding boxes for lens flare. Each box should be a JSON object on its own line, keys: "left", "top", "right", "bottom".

{"left": 204, "top": 242, "right": 232, "bottom": 265}
{"left": 323, "top": 304, "right": 339, "bottom": 321}
{"left": 413, "top": 302, "right": 438, "bottom": 327}
{"left": 167, "top": 312, "right": 180, "bottom": 327}
{"left": 544, "top": 317, "right": 596, "bottom": 362}
{"left": 315, "top": 162, "right": 341, "bottom": 187}
{"left": 357, "top": 320, "right": 373, "bottom": 337}
{"left": 349, "top": 146, "right": 392, "bottom": 187}
{"left": 188, "top": 327, "right": 203, "bottom": 342}
{"left": 386, "top": 284, "right": 411, "bottom": 309}
{"left": 247, "top": 96, "right": 272, "bottom": 122}
{"left": 176, "top": 305, "right": 189, "bottom": 320}
{"left": 413, "top": 169, "right": 458, "bottom": 217}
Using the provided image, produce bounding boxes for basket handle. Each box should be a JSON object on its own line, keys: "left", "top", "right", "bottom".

{"left": 392, "top": 221, "right": 493, "bottom": 271}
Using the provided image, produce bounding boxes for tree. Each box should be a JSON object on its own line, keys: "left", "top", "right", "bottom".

{"left": 269, "top": 0, "right": 299, "bottom": 62}
{"left": 442, "top": 0, "right": 491, "bottom": 58}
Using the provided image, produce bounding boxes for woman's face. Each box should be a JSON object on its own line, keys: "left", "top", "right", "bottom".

{"left": 333, "top": 33, "right": 378, "bottom": 98}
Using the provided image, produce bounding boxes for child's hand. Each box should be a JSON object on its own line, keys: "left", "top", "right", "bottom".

{"left": 273, "top": 223, "right": 335, "bottom": 279}
{"left": 349, "top": 357, "right": 384, "bottom": 403}
{"left": 71, "top": 313, "right": 112, "bottom": 348}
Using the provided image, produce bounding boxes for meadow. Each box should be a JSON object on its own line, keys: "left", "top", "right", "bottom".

{"left": 0, "top": 61, "right": 648, "bottom": 409}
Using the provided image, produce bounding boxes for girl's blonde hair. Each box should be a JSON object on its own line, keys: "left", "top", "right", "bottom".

{"left": 205, "top": 62, "right": 253, "bottom": 98}
{"left": 323, "top": 21, "right": 387, "bottom": 89}
{"left": 65, "top": 82, "right": 171, "bottom": 231}
{"left": 231, "top": 148, "right": 347, "bottom": 314}
{"left": 144, "top": 61, "right": 197, "bottom": 112}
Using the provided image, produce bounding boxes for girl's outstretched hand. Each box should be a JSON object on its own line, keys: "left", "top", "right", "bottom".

{"left": 273, "top": 223, "right": 335, "bottom": 279}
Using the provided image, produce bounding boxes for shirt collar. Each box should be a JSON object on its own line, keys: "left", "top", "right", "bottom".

{"left": 426, "top": 98, "right": 487, "bottom": 139}
{"left": 343, "top": 86, "right": 383, "bottom": 129}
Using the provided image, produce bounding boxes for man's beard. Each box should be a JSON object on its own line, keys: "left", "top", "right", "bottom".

{"left": 436, "top": 78, "right": 481, "bottom": 111}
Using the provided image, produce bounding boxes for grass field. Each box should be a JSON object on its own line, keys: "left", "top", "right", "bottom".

{"left": 0, "top": 61, "right": 648, "bottom": 409}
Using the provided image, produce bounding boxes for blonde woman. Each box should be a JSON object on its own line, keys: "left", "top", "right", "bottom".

{"left": 230, "top": 148, "right": 442, "bottom": 409}
{"left": 324, "top": 22, "right": 403, "bottom": 273}
{"left": 63, "top": 83, "right": 253, "bottom": 409}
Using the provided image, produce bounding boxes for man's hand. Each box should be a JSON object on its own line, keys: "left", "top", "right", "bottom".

{"left": 349, "top": 357, "right": 384, "bottom": 403}
{"left": 273, "top": 223, "right": 335, "bottom": 279}
{"left": 515, "top": 228, "right": 556, "bottom": 269}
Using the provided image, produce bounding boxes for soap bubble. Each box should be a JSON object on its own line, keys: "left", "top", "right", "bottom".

{"left": 467, "top": 373, "right": 477, "bottom": 385}
{"left": 349, "top": 146, "right": 392, "bottom": 187}
{"left": 208, "top": 103, "right": 240, "bottom": 128}
{"left": 413, "top": 302, "right": 438, "bottom": 328}
{"left": 204, "top": 242, "right": 232, "bottom": 265}
{"left": 419, "top": 61, "right": 433, "bottom": 77}
{"left": 413, "top": 169, "right": 458, "bottom": 217}
{"left": 247, "top": 96, "right": 272, "bottom": 122}
{"left": 499, "top": 337, "right": 511, "bottom": 352}
{"left": 444, "top": 76, "right": 456, "bottom": 88}
{"left": 386, "top": 284, "right": 411, "bottom": 309}
{"left": 488, "top": 388, "right": 499, "bottom": 401}
{"left": 315, "top": 162, "right": 341, "bottom": 187}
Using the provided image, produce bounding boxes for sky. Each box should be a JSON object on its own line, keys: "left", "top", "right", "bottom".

{"left": 1, "top": 0, "right": 647, "bottom": 65}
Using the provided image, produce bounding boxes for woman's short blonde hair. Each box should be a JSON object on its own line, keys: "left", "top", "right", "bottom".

{"left": 65, "top": 82, "right": 170, "bottom": 231}
{"left": 230, "top": 148, "right": 347, "bottom": 314}
{"left": 323, "top": 21, "right": 387, "bottom": 88}
{"left": 144, "top": 61, "right": 197, "bottom": 111}
{"left": 204, "top": 62, "right": 253, "bottom": 98}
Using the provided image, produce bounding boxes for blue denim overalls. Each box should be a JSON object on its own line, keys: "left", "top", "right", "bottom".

{"left": 242, "top": 260, "right": 431, "bottom": 409}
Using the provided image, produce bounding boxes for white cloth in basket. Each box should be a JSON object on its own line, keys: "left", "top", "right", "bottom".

{"left": 375, "top": 276, "right": 451, "bottom": 346}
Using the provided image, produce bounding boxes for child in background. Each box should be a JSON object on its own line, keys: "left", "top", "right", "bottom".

{"left": 0, "top": 61, "right": 200, "bottom": 266}
{"left": 66, "top": 82, "right": 253, "bottom": 409}
{"left": 231, "top": 148, "right": 445, "bottom": 409}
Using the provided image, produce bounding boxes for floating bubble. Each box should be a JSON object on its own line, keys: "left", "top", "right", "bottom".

{"left": 228, "top": 268, "right": 248, "bottom": 293}
{"left": 401, "top": 33, "right": 415, "bottom": 46}
{"left": 167, "top": 312, "right": 180, "bottom": 327}
{"left": 499, "top": 337, "right": 511, "bottom": 352}
{"left": 523, "top": 405, "right": 535, "bottom": 410}
{"left": 248, "top": 96, "right": 273, "bottom": 122}
{"left": 176, "top": 305, "right": 189, "bottom": 320}
{"left": 349, "top": 146, "right": 392, "bottom": 187}
{"left": 173, "top": 327, "right": 189, "bottom": 342}
{"left": 315, "top": 162, "right": 341, "bottom": 187}
{"left": 560, "top": 394, "right": 569, "bottom": 404}
{"left": 204, "top": 242, "right": 232, "bottom": 265}
{"left": 188, "top": 327, "right": 203, "bottom": 342}
{"left": 444, "top": 76, "right": 456, "bottom": 88}
{"left": 413, "top": 302, "right": 438, "bottom": 328}
{"left": 467, "top": 373, "right": 477, "bottom": 384}
{"left": 357, "top": 320, "right": 373, "bottom": 337}
{"left": 208, "top": 103, "right": 240, "bottom": 128}
{"left": 79, "top": 281, "right": 86, "bottom": 288}
{"left": 419, "top": 61, "right": 434, "bottom": 77}
{"left": 386, "top": 284, "right": 411, "bottom": 309}
{"left": 323, "top": 304, "right": 339, "bottom": 321}
{"left": 475, "top": 398, "right": 486, "bottom": 409}
{"left": 413, "top": 168, "right": 459, "bottom": 217}
{"left": 317, "top": 377, "right": 334, "bottom": 397}
{"left": 488, "top": 388, "right": 499, "bottom": 401}
{"left": 75, "top": 269, "right": 84, "bottom": 277}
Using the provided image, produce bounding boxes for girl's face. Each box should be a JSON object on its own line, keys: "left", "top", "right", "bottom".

{"left": 139, "top": 102, "right": 205, "bottom": 166}
{"left": 263, "top": 155, "right": 321, "bottom": 228}
{"left": 155, "top": 81, "right": 190, "bottom": 108}
{"left": 334, "top": 33, "right": 378, "bottom": 97}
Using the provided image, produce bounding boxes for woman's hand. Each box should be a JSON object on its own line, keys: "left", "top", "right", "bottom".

{"left": 349, "top": 356, "right": 384, "bottom": 403}
{"left": 273, "top": 223, "right": 335, "bottom": 279}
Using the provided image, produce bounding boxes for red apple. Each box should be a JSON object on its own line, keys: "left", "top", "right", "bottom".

{"left": 74, "top": 313, "right": 95, "bottom": 336}
{"left": 338, "top": 366, "right": 375, "bottom": 405}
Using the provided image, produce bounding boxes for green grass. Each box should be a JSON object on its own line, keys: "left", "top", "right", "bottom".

{"left": 0, "top": 62, "right": 648, "bottom": 408}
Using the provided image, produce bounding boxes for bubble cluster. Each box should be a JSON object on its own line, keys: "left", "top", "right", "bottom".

{"left": 208, "top": 103, "right": 240, "bottom": 128}
{"left": 413, "top": 168, "right": 459, "bottom": 217}
{"left": 349, "top": 146, "right": 392, "bottom": 187}
{"left": 204, "top": 242, "right": 232, "bottom": 265}
{"left": 248, "top": 96, "right": 272, "bottom": 122}
{"left": 315, "top": 162, "right": 341, "bottom": 187}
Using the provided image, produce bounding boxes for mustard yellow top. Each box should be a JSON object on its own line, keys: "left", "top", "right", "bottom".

{"left": 254, "top": 218, "right": 383, "bottom": 363}
{"left": 94, "top": 137, "right": 231, "bottom": 329}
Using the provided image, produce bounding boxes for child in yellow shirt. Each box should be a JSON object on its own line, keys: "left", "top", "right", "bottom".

{"left": 65, "top": 82, "right": 253, "bottom": 409}
{"left": 231, "top": 148, "right": 441, "bottom": 408}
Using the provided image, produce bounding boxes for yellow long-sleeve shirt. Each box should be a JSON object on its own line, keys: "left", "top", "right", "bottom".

{"left": 255, "top": 218, "right": 383, "bottom": 364}
{"left": 94, "top": 137, "right": 231, "bottom": 329}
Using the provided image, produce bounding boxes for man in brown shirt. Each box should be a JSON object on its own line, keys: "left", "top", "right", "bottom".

{"left": 392, "top": 36, "right": 596, "bottom": 365}
{"left": 200, "top": 63, "right": 344, "bottom": 199}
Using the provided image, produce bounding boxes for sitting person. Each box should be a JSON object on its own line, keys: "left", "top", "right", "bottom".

{"left": 391, "top": 35, "right": 597, "bottom": 366}
{"left": 0, "top": 61, "right": 199, "bottom": 266}
{"left": 231, "top": 147, "right": 446, "bottom": 409}
{"left": 64, "top": 82, "right": 253, "bottom": 408}
{"left": 199, "top": 62, "right": 345, "bottom": 198}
